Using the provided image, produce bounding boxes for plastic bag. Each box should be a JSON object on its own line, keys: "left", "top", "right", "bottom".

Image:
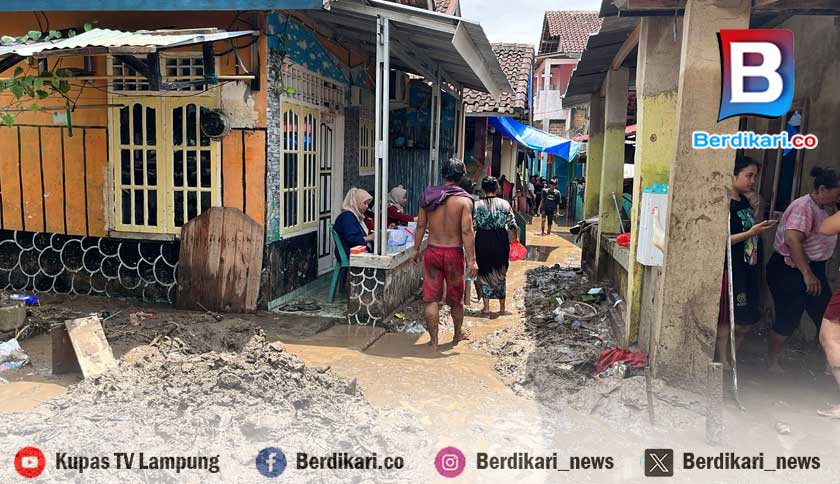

{"left": 509, "top": 241, "right": 527, "bottom": 261}
{"left": 0, "top": 338, "right": 29, "bottom": 372}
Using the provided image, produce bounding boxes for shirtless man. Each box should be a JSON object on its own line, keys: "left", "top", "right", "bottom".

{"left": 412, "top": 158, "right": 478, "bottom": 350}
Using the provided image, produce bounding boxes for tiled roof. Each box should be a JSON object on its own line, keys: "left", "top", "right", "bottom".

{"left": 464, "top": 43, "right": 535, "bottom": 116}
{"left": 543, "top": 10, "right": 603, "bottom": 54}
{"left": 435, "top": 0, "right": 458, "bottom": 15}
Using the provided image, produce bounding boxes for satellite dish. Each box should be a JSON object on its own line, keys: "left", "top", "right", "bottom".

{"left": 200, "top": 109, "right": 231, "bottom": 139}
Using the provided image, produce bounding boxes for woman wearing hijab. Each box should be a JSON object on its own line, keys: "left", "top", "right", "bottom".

{"left": 474, "top": 177, "right": 517, "bottom": 316}
{"left": 387, "top": 185, "right": 416, "bottom": 227}
{"left": 334, "top": 187, "right": 375, "bottom": 256}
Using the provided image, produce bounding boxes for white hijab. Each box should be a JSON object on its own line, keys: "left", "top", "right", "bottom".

{"left": 342, "top": 187, "right": 372, "bottom": 234}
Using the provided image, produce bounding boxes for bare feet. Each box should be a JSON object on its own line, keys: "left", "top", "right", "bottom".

{"left": 817, "top": 405, "right": 840, "bottom": 419}
{"left": 453, "top": 329, "right": 471, "bottom": 345}
{"left": 428, "top": 339, "right": 439, "bottom": 351}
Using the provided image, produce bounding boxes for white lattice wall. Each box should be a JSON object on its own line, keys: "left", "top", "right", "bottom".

{"left": 282, "top": 62, "right": 344, "bottom": 109}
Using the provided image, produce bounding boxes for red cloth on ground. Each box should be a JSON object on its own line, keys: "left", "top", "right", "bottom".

{"left": 595, "top": 347, "right": 648, "bottom": 373}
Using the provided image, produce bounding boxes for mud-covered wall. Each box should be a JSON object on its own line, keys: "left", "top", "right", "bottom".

{"left": 347, "top": 255, "right": 424, "bottom": 326}
{"left": 260, "top": 231, "right": 319, "bottom": 308}
{"left": 0, "top": 229, "right": 178, "bottom": 303}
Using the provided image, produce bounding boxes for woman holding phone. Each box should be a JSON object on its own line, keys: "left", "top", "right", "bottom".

{"left": 766, "top": 167, "right": 840, "bottom": 373}
{"left": 716, "top": 156, "right": 776, "bottom": 368}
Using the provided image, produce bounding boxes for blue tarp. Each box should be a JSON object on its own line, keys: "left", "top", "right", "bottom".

{"left": 489, "top": 116, "right": 581, "bottom": 162}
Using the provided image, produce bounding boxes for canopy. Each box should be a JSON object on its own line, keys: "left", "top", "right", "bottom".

{"left": 489, "top": 116, "right": 581, "bottom": 161}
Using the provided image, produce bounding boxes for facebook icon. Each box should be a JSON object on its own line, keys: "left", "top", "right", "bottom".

{"left": 256, "top": 447, "right": 287, "bottom": 478}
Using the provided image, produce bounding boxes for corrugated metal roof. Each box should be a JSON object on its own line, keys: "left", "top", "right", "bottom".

{"left": 309, "top": 0, "right": 510, "bottom": 97}
{"left": 0, "top": 28, "right": 259, "bottom": 58}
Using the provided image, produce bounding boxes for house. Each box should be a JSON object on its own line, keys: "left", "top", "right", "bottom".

{"left": 563, "top": 0, "right": 840, "bottom": 386}
{"left": 463, "top": 43, "right": 534, "bottom": 185}
{"left": 533, "top": 10, "right": 602, "bottom": 138}
{"left": 0, "top": 0, "right": 508, "bottom": 325}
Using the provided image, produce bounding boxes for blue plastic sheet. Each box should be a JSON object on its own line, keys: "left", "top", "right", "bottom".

{"left": 489, "top": 116, "right": 581, "bottom": 162}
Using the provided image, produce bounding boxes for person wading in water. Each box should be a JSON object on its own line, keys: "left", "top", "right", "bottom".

{"left": 412, "top": 158, "right": 477, "bottom": 350}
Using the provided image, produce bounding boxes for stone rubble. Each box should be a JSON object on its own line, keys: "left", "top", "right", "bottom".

{"left": 0, "top": 320, "right": 433, "bottom": 483}
{"left": 478, "top": 264, "right": 706, "bottom": 433}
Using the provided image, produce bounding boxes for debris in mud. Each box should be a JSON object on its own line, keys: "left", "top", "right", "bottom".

{"left": 0, "top": 320, "right": 433, "bottom": 482}
{"left": 477, "top": 264, "right": 612, "bottom": 402}
{"left": 384, "top": 297, "right": 476, "bottom": 335}
{"left": 0, "top": 337, "right": 29, "bottom": 371}
{"left": 568, "top": 376, "right": 706, "bottom": 433}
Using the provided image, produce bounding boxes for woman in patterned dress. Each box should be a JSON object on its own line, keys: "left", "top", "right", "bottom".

{"left": 474, "top": 177, "right": 518, "bottom": 317}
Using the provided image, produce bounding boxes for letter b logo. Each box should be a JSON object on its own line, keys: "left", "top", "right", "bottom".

{"left": 718, "top": 29, "right": 794, "bottom": 121}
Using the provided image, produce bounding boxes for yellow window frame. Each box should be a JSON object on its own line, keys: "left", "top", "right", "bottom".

{"left": 111, "top": 97, "right": 165, "bottom": 233}
{"left": 280, "top": 101, "right": 320, "bottom": 235}
{"left": 359, "top": 117, "right": 374, "bottom": 176}
{"left": 109, "top": 96, "right": 221, "bottom": 234}
{"left": 165, "top": 97, "right": 222, "bottom": 231}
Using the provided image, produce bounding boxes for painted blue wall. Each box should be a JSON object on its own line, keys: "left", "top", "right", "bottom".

{"left": 267, "top": 13, "right": 348, "bottom": 85}
{"left": 0, "top": 0, "right": 322, "bottom": 10}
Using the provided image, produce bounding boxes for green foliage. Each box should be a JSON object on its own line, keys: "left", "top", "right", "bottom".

{"left": 0, "top": 23, "right": 97, "bottom": 128}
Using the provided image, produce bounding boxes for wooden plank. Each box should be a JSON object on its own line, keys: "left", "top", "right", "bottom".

{"left": 41, "top": 128, "right": 66, "bottom": 234}
{"left": 611, "top": 22, "right": 641, "bottom": 71}
{"left": 0, "top": 127, "right": 22, "bottom": 230}
{"left": 51, "top": 324, "right": 82, "bottom": 375}
{"left": 222, "top": 129, "right": 244, "bottom": 210}
{"left": 85, "top": 128, "right": 108, "bottom": 236}
{"left": 19, "top": 126, "right": 44, "bottom": 232}
{"left": 64, "top": 316, "right": 117, "bottom": 379}
{"left": 243, "top": 130, "right": 266, "bottom": 225}
{"left": 63, "top": 128, "right": 87, "bottom": 236}
{"left": 176, "top": 207, "right": 264, "bottom": 312}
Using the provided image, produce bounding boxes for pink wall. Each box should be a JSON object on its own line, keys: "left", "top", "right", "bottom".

{"left": 534, "top": 60, "right": 578, "bottom": 93}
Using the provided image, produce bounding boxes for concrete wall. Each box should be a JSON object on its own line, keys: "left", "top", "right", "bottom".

{"left": 342, "top": 107, "right": 376, "bottom": 196}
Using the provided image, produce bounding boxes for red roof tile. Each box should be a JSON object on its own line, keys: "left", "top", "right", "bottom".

{"left": 542, "top": 10, "right": 603, "bottom": 54}
{"left": 464, "top": 43, "right": 534, "bottom": 116}
{"left": 434, "top": 0, "right": 454, "bottom": 14}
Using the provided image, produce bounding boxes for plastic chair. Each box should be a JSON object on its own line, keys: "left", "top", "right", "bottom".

{"left": 328, "top": 226, "right": 349, "bottom": 303}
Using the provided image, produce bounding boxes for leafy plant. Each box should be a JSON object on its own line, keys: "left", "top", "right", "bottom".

{"left": 0, "top": 23, "right": 96, "bottom": 127}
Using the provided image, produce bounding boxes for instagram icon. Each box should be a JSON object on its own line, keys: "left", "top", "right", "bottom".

{"left": 435, "top": 447, "right": 466, "bottom": 478}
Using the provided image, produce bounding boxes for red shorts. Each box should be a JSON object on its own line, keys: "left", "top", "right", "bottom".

{"left": 423, "top": 245, "right": 465, "bottom": 307}
{"left": 823, "top": 289, "right": 840, "bottom": 324}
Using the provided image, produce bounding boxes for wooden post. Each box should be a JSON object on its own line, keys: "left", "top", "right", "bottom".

{"left": 651, "top": 0, "right": 751, "bottom": 386}
{"left": 595, "top": 67, "right": 629, "bottom": 274}
{"left": 626, "top": 17, "right": 682, "bottom": 346}
{"left": 706, "top": 362, "right": 724, "bottom": 445}
{"left": 583, "top": 95, "right": 605, "bottom": 219}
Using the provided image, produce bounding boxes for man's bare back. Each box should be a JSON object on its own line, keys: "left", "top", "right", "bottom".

{"left": 425, "top": 195, "right": 472, "bottom": 247}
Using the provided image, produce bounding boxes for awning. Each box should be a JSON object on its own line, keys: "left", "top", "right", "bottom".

{"left": 563, "top": 16, "right": 637, "bottom": 107}
{"left": 307, "top": 0, "right": 510, "bottom": 97}
{"left": 0, "top": 0, "right": 325, "bottom": 11}
{"left": 490, "top": 116, "right": 581, "bottom": 162}
{"left": 0, "top": 28, "right": 259, "bottom": 59}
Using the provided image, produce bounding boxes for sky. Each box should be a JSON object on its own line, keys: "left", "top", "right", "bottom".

{"left": 460, "top": 0, "right": 602, "bottom": 47}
